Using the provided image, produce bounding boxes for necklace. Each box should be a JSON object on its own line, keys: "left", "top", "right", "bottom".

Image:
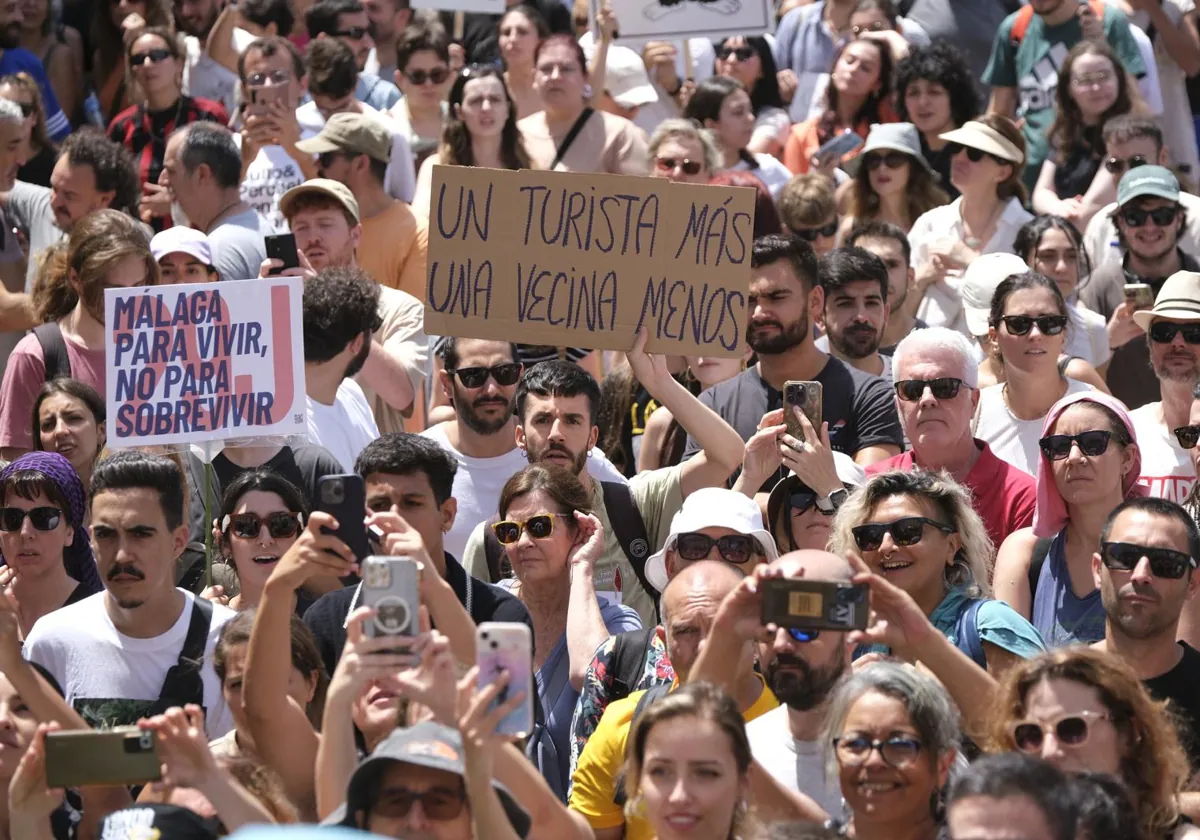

{"left": 960, "top": 198, "right": 1006, "bottom": 250}
{"left": 206, "top": 199, "right": 244, "bottom": 232}
{"left": 146, "top": 97, "right": 186, "bottom": 143}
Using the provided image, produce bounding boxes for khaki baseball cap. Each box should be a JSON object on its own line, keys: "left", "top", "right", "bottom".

{"left": 294, "top": 112, "right": 392, "bottom": 164}
{"left": 278, "top": 178, "right": 360, "bottom": 223}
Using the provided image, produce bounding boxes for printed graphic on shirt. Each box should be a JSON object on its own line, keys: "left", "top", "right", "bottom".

{"left": 240, "top": 149, "right": 304, "bottom": 233}
{"left": 1138, "top": 475, "right": 1197, "bottom": 505}
{"left": 99, "top": 809, "right": 160, "bottom": 840}
{"left": 1018, "top": 41, "right": 1070, "bottom": 118}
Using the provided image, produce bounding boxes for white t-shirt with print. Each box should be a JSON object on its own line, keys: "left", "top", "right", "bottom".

{"left": 23, "top": 590, "right": 236, "bottom": 739}
{"left": 232, "top": 137, "right": 306, "bottom": 233}
{"left": 1130, "top": 402, "right": 1196, "bottom": 504}
{"left": 306, "top": 378, "right": 381, "bottom": 472}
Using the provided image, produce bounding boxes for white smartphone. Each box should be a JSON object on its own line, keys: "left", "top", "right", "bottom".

{"left": 361, "top": 556, "right": 420, "bottom": 638}
{"left": 476, "top": 622, "right": 534, "bottom": 738}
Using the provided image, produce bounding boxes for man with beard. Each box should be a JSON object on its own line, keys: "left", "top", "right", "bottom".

{"left": 846, "top": 221, "right": 928, "bottom": 355}
{"left": 684, "top": 233, "right": 904, "bottom": 492}
{"left": 1083, "top": 167, "right": 1200, "bottom": 410}
{"left": 813, "top": 247, "right": 892, "bottom": 379}
{"left": 1092, "top": 496, "right": 1200, "bottom": 769}
{"left": 23, "top": 451, "right": 237, "bottom": 736}
{"left": 305, "top": 0, "right": 401, "bottom": 109}
{"left": 362, "top": 0, "right": 411, "bottom": 81}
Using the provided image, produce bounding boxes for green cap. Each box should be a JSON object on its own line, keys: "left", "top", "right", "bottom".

{"left": 1117, "top": 165, "right": 1180, "bottom": 207}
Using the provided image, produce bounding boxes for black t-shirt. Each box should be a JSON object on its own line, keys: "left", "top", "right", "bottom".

{"left": 1052, "top": 125, "right": 1103, "bottom": 200}
{"left": 920, "top": 136, "right": 958, "bottom": 201}
{"left": 682, "top": 358, "right": 904, "bottom": 491}
{"left": 303, "top": 553, "right": 533, "bottom": 676}
{"left": 1144, "top": 642, "right": 1200, "bottom": 772}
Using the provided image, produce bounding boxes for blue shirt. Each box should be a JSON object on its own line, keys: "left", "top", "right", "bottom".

{"left": 0, "top": 48, "right": 69, "bottom": 141}
{"left": 356, "top": 73, "right": 400, "bottom": 111}
{"left": 1031, "top": 531, "right": 1107, "bottom": 647}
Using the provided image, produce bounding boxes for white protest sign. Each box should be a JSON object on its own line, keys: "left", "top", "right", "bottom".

{"left": 410, "top": 0, "right": 504, "bottom": 16}
{"left": 599, "top": 0, "right": 773, "bottom": 43}
{"left": 105, "top": 278, "right": 307, "bottom": 448}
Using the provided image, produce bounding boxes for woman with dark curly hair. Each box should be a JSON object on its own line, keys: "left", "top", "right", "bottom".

{"left": 894, "top": 41, "right": 980, "bottom": 201}
{"left": 714, "top": 35, "right": 789, "bottom": 157}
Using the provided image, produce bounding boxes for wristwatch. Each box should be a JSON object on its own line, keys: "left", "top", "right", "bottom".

{"left": 815, "top": 488, "right": 848, "bottom": 514}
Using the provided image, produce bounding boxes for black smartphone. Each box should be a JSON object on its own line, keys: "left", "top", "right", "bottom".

{"left": 760, "top": 578, "right": 869, "bottom": 631}
{"left": 316, "top": 474, "right": 370, "bottom": 562}
{"left": 265, "top": 233, "right": 299, "bottom": 276}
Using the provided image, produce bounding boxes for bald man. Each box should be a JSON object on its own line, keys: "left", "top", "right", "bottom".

{"left": 569, "top": 561, "right": 779, "bottom": 840}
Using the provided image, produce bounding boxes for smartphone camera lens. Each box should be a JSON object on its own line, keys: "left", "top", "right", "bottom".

{"left": 491, "top": 641, "right": 499, "bottom": 649}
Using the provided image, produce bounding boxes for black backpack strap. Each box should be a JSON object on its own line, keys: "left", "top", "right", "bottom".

{"left": 608, "top": 626, "right": 657, "bottom": 700}
{"left": 1027, "top": 537, "right": 1055, "bottom": 601}
{"left": 33, "top": 323, "right": 71, "bottom": 381}
{"left": 146, "top": 596, "right": 213, "bottom": 718}
{"left": 613, "top": 683, "right": 673, "bottom": 806}
{"left": 599, "top": 482, "right": 656, "bottom": 600}
{"left": 550, "top": 107, "right": 593, "bottom": 170}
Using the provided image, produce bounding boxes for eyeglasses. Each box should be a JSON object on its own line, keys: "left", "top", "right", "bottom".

{"left": 373, "top": 786, "right": 467, "bottom": 820}
{"left": 674, "top": 532, "right": 760, "bottom": 564}
{"left": 246, "top": 69, "right": 290, "bottom": 87}
{"left": 222, "top": 512, "right": 304, "bottom": 540}
{"left": 1010, "top": 711, "right": 1110, "bottom": 754}
{"left": 0, "top": 507, "right": 62, "bottom": 532}
{"left": 655, "top": 156, "right": 703, "bottom": 176}
{"left": 1104, "top": 154, "right": 1148, "bottom": 175}
{"left": 833, "top": 735, "right": 923, "bottom": 768}
{"left": 1038, "top": 430, "right": 1113, "bottom": 460}
{"left": 405, "top": 67, "right": 450, "bottom": 85}
{"left": 130, "top": 47, "right": 173, "bottom": 66}
{"left": 492, "top": 513, "right": 564, "bottom": 545}
{"left": 536, "top": 61, "right": 581, "bottom": 77}
{"left": 946, "top": 142, "right": 1004, "bottom": 165}
{"left": 450, "top": 363, "right": 522, "bottom": 388}
{"left": 1174, "top": 424, "right": 1200, "bottom": 449}
{"left": 863, "top": 151, "right": 909, "bottom": 171}
{"left": 1070, "top": 70, "right": 1115, "bottom": 89}
{"left": 333, "top": 26, "right": 368, "bottom": 38}
{"left": 792, "top": 219, "right": 839, "bottom": 241}
{"left": 850, "top": 516, "right": 955, "bottom": 552}
{"left": 1149, "top": 321, "right": 1200, "bottom": 344}
{"left": 998, "top": 315, "right": 1068, "bottom": 337}
{"left": 718, "top": 45, "right": 754, "bottom": 61}
{"left": 1101, "top": 541, "right": 1196, "bottom": 579}
{"left": 1120, "top": 205, "right": 1179, "bottom": 227}
{"left": 894, "top": 378, "right": 964, "bottom": 402}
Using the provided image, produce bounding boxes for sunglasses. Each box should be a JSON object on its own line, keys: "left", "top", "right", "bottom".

{"left": 1038, "top": 430, "right": 1113, "bottom": 461}
{"left": 1149, "top": 321, "right": 1200, "bottom": 344}
{"left": 333, "top": 26, "right": 368, "bottom": 38}
{"left": 0, "top": 506, "right": 62, "bottom": 532}
{"left": 894, "top": 377, "right": 964, "bottom": 402}
{"left": 718, "top": 45, "right": 754, "bottom": 61}
{"left": 787, "top": 628, "right": 820, "bottom": 641}
{"left": 222, "top": 511, "right": 304, "bottom": 540}
{"left": 373, "top": 786, "right": 467, "bottom": 820}
{"left": 998, "top": 314, "right": 1068, "bottom": 337}
{"left": 792, "top": 219, "right": 839, "bottom": 241}
{"left": 492, "top": 513, "right": 564, "bottom": 545}
{"left": 450, "top": 363, "right": 522, "bottom": 388}
{"left": 833, "top": 735, "right": 923, "bottom": 768}
{"left": 946, "top": 142, "right": 1004, "bottom": 165}
{"left": 1104, "top": 154, "right": 1148, "bottom": 175}
{"left": 674, "top": 532, "right": 760, "bottom": 564}
{"left": 864, "top": 151, "right": 909, "bottom": 171}
{"left": 1174, "top": 424, "right": 1200, "bottom": 449}
{"left": 1120, "top": 205, "right": 1179, "bottom": 228}
{"left": 406, "top": 67, "right": 450, "bottom": 85}
{"left": 130, "top": 47, "right": 173, "bottom": 66}
{"left": 655, "top": 156, "right": 703, "bottom": 176}
{"left": 787, "top": 490, "right": 837, "bottom": 517}
{"left": 1101, "top": 541, "right": 1196, "bottom": 579}
{"left": 1010, "top": 711, "right": 1109, "bottom": 754}
{"left": 317, "top": 151, "right": 345, "bottom": 169}
{"left": 850, "top": 516, "right": 954, "bottom": 552}
{"left": 11, "top": 101, "right": 32, "bottom": 118}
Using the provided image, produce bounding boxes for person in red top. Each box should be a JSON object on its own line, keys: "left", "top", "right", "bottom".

{"left": 866, "top": 325, "right": 1036, "bottom": 550}
{"left": 107, "top": 27, "right": 227, "bottom": 231}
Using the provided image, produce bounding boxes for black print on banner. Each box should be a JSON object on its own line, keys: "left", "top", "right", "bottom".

{"left": 645, "top": 0, "right": 741, "bottom": 20}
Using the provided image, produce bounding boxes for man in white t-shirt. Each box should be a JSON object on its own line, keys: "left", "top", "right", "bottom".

{"left": 23, "top": 451, "right": 236, "bottom": 738}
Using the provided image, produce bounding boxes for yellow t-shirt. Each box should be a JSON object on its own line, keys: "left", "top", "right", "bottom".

{"left": 569, "top": 679, "right": 778, "bottom": 840}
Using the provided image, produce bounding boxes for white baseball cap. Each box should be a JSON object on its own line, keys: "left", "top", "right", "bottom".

{"left": 151, "top": 226, "right": 214, "bottom": 268}
{"left": 961, "top": 252, "right": 1029, "bottom": 337}
{"left": 605, "top": 46, "right": 658, "bottom": 110}
{"left": 644, "top": 487, "right": 777, "bottom": 593}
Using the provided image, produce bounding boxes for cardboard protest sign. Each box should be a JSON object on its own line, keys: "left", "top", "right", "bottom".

{"left": 424, "top": 165, "right": 756, "bottom": 357}
{"left": 105, "top": 278, "right": 307, "bottom": 448}
{"left": 410, "top": 0, "right": 503, "bottom": 16}
{"left": 596, "top": 0, "right": 772, "bottom": 44}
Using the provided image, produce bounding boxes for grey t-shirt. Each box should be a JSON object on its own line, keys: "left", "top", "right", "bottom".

{"left": 904, "top": 0, "right": 1022, "bottom": 91}
{"left": 208, "top": 208, "right": 273, "bottom": 282}
{"left": 7, "top": 181, "right": 63, "bottom": 292}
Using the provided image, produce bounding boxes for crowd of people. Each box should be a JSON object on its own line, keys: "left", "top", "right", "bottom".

{"left": 0, "top": 0, "right": 1199, "bottom": 836}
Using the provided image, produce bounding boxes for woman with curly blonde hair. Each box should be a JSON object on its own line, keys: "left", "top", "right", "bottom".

{"left": 987, "top": 646, "right": 1200, "bottom": 840}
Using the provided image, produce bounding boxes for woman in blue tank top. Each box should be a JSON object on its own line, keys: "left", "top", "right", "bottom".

{"left": 994, "top": 391, "right": 1147, "bottom": 647}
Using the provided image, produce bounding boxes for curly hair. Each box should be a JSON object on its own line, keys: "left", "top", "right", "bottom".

{"left": 301, "top": 266, "right": 382, "bottom": 364}
{"left": 817, "top": 38, "right": 893, "bottom": 146}
{"left": 1049, "top": 40, "right": 1140, "bottom": 161}
{"left": 987, "top": 647, "right": 1191, "bottom": 840}
{"left": 440, "top": 65, "right": 530, "bottom": 170}
{"left": 894, "top": 41, "right": 980, "bottom": 129}
{"left": 828, "top": 469, "right": 995, "bottom": 597}
{"left": 845, "top": 148, "right": 949, "bottom": 224}
{"left": 56, "top": 131, "right": 142, "bottom": 217}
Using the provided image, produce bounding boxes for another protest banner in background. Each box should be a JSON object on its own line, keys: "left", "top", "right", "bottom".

{"left": 596, "top": 0, "right": 772, "bottom": 44}
{"left": 424, "top": 165, "right": 757, "bottom": 357}
{"left": 105, "top": 278, "right": 307, "bottom": 448}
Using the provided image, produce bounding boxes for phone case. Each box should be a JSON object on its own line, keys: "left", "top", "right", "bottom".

{"left": 44, "top": 728, "right": 161, "bottom": 788}
{"left": 760, "top": 579, "right": 869, "bottom": 631}
{"left": 316, "top": 474, "right": 370, "bottom": 561}
{"left": 265, "top": 234, "right": 299, "bottom": 271}
{"left": 476, "top": 622, "right": 534, "bottom": 738}
{"left": 1123, "top": 283, "right": 1154, "bottom": 308}
{"left": 361, "top": 556, "right": 420, "bottom": 637}
{"left": 783, "top": 381, "right": 823, "bottom": 441}
{"left": 816, "top": 131, "right": 863, "bottom": 162}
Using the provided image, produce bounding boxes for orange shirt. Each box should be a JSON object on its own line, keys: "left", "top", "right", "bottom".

{"left": 782, "top": 104, "right": 898, "bottom": 175}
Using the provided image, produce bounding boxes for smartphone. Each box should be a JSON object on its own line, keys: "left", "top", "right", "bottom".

{"left": 316, "top": 474, "right": 371, "bottom": 562}
{"left": 760, "top": 578, "right": 869, "bottom": 632}
{"left": 247, "top": 82, "right": 286, "bottom": 117}
{"left": 783, "top": 380, "right": 823, "bottom": 441}
{"left": 44, "top": 728, "right": 161, "bottom": 788}
{"left": 476, "top": 622, "right": 534, "bottom": 738}
{"left": 814, "top": 131, "right": 864, "bottom": 166}
{"left": 1123, "top": 283, "right": 1154, "bottom": 310}
{"left": 361, "top": 556, "right": 420, "bottom": 638}
{"left": 264, "top": 233, "right": 299, "bottom": 276}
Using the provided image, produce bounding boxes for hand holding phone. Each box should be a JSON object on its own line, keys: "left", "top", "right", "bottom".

{"left": 45, "top": 728, "right": 161, "bottom": 788}
{"left": 316, "top": 474, "right": 371, "bottom": 563}
{"left": 783, "top": 381, "right": 823, "bottom": 442}
{"left": 476, "top": 623, "right": 534, "bottom": 738}
{"left": 361, "top": 556, "right": 421, "bottom": 639}
{"left": 264, "top": 233, "right": 299, "bottom": 276}
{"left": 1123, "top": 283, "right": 1154, "bottom": 310}
{"left": 760, "top": 578, "right": 869, "bottom": 632}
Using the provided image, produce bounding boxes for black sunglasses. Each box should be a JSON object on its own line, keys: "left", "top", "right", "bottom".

{"left": 1038, "top": 430, "right": 1113, "bottom": 460}
{"left": 1174, "top": 424, "right": 1200, "bottom": 449}
{"left": 406, "top": 67, "right": 450, "bottom": 85}
{"left": 0, "top": 506, "right": 62, "bottom": 532}
{"left": 333, "top": 26, "right": 368, "bottom": 38}
{"left": 450, "top": 363, "right": 522, "bottom": 388}
{"left": 718, "top": 45, "right": 755, "bottom": 61}
{"left": 373, "top": 786, "right": 467, "bottom": 820}
{"left": 894, "top": 378, "right": 964, "bottom": 402}
{"left": 793, "top": 219, "right": 839, "bottom": 241}
{"left": 1120, "top": 205, "right": 1179, "bottom": 228}
{"left": 131, "top": 47, "right": 173, "bottom": 66}
{"left": 946, "top": 142, "right": 1004, "bottom": 165}
{"left": 223, "top": 511, "right": 304, "bottom": 540}
{"left": 1101, "top": 541, "right": 1196, "bottom": 579}
{"left": 655, "top": 156, "right": 703, "bottom": 175}
{"left": 1104, "top": 154, "right": 1148, "bottom": 175}
{"left": 11, "top": 101, "right": 32, "bottom": 118}
{"left": 999, "top": 315, "right": 1068, "bottom": 337}
{"left": 850, "top": 516, "right": 954, "bottom": 552}
{"left": 674, "top": 532, "right": 759, "bottom": 564}
{"left": 864, "top": 151, "right": 909, "bottom": 171}
{"left": 787, "top": 490, "right": 837, "bottom": 517}
{"left": 1149, "top": 321, "right": 1200, "bottom": 345}
{"left": 317, "top": 151, "right": 345, "bottom": 169}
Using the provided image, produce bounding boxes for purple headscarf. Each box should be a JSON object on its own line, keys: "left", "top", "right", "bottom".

{"left": 0, "top": 452, "right": 101, "bottom": 590}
